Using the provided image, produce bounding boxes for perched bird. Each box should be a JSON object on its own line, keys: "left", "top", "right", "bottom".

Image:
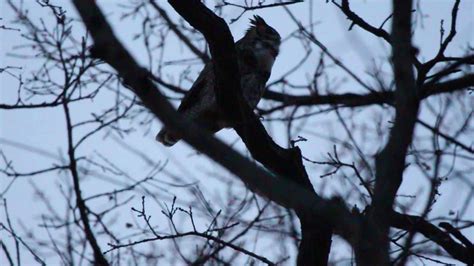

{"left": 157, "top": 15, "right": 281, "bottom": 146}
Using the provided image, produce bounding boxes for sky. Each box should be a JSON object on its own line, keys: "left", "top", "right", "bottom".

{"left": 1, "top": 0, "right": 473, "bottom": 265}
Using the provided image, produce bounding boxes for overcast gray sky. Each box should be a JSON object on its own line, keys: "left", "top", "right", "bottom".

{"left": 1, "top": 0, "right": 473, "bottom": 265}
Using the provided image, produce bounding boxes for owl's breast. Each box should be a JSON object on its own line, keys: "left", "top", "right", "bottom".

{"left": 241, "top": 74, "right": 267, "bottom": 109}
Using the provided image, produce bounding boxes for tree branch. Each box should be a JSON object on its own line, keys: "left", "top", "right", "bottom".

{"left": 63, "top": 100, "right": 109, "bottom": 266}
{"left": 333, "top": 0, "right": 391, "bottom": 43}
{"left": 71, "top": 3, "right": 359, "bottom": 266}
{"left": 262, "top": 73, "right": 474, "bottom": 111}
{"left": 391, "top": 212, "right": 474, "bottom": 264}
{"left": 167, "top": 1, "right": 334, "bottom": 264}
{"left": 148, "top": 0, "right": 210, "bottom": 63}
{"left": 360, "top": 1, "right": 420, "bottom": 265}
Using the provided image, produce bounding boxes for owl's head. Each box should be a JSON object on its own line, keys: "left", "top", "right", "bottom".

{"left": 245, "top": 15, "right": 281, "bottom": 56}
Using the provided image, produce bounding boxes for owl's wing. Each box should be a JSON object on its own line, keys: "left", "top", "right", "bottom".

{"left": 177, "top": 62, "right": 213, "bottom": 113}
{"left": 178, "top": 38, "right": 251, "bottom": 114}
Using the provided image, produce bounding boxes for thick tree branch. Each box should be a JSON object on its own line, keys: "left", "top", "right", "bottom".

{"left": 262, "top": 73, "right": 474, "bottom": 111}
{"left": 71, "top": 2, "right": 359, "bottom": 265}
{"left": 359, "top": 1, "right": 420, "bottom": 265}
{"left": 3, "top": 72, "right": 470, "bottom": 111}
{"left": 167, "top": 1, "right": 336, "bottom": 264}
{"left": 71, "top": 1, "right": 472, "bottom": 265}
{"left": 391, "top": 212, "right": 474, "bottom": 264}
{"left": 169, "top": 0, "right": 332, "bottom": 265}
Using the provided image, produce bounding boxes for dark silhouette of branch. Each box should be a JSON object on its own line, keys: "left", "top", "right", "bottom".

{"left": 0, "top": 97, "right": 92, "bottom": 110}
{"left": 148, "top": 0, "right": 209, "bottom": 63}
{"left": 360, "top": 0, "right": 420, "bottom": 265}
{"left": 422, "top": 0, "right": 461, "bottom": 71}
{"left": 332, "top": 0, "right": 426, "bottom": 70}
{"left": 216, "top": 0, "right": 303, "bottom": 23}
{"left": 107, "top": 230, "right": 276, "bottom": 265}
{"left": 0, "top": 240, "right": 15, "bottom": 266}
{"left": 416, "top": 0, "right": 462, "bottom": 85}
{"left": 167, "top": 1, "right": 334, "bottom": 264}
{"left": 107, "top": 197, "right": 275, "bottom": 265}
{"left": 71, "top": 1, "right": 361, "bottom": 265}
{"left": 63, "top": 101, "right": 109, "bottom": 266}
{"left": 1, "top": 200, "right": 46, "bottom": 265}
{"left": 417, "top": 118, "right": 474, "bottom": 154}
{"left": 71, "top": 0, "right": 360, "bottom": 244}
{"left": 333, "top": 0, "right": 391, "bottom": 43}
{"left": 69, "top": 1, "right": 474, "bottom": 265}
{"left": 438, "top": 222, "right": 473, "bottom": 249}
{"left": 217, "top": 0, "right": 303, "bottom": 11}
{"left": 392, "top": 212, "right": 474, "bottom": 264}
{"left": 284, "top": 6, "right": 375, "bottom": 93}
{"left": 262, "top": 73, "right": 474, "bottom": 112}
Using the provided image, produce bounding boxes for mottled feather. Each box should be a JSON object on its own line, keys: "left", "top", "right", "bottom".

{"left": 157, "top": 16, "right": 281, "bottom": 146}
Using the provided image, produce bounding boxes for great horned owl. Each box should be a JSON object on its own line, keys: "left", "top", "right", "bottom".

{"left": 157, "top": 15, "right": 281, "bottom": 146}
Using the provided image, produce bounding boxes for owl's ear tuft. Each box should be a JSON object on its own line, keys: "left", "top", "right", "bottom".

{"left": 250, "top": 15, "right": 267, "bottom": 35}
{"left": 250, "top": 15, "right": 266, "bottom": 26}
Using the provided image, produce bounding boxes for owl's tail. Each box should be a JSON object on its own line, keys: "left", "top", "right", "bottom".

{"left": 156, "top": 128, "right": 180, "bottom": 147}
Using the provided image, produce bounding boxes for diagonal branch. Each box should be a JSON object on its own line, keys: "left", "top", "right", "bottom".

{"left": 70, "top": 1, "right": 473, "bottom": 265}
{"left": 167, "top": 0, "right": 333, "bottom": 264}
{"left": 332, "top": 0, "right": 422, "bottom": 69}
{"left": 148, "top": 0, "right": 209, "bottom": 63}
{"left": 71, "top": 2, "right": 359, "bottom": 266}
{"left": 333, "top": 0, "right": 391, "bottom": 43}
{"left": 391, "top": 212, "right": 474, "bottom": 264}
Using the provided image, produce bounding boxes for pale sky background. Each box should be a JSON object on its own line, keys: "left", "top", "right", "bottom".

{"left": 1, "top": 0, "right": 473, "bottom": 265}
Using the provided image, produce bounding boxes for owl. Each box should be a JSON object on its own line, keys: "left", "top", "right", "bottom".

{"left": 157, "top": 15, "right": 281, "bottom": 146}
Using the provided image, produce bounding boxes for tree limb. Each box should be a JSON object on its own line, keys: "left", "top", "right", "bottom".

{"left": 361, "top": 1, "right": 420, "bottom": 265}
{"left": 262, "top": 73, "right": 474, "bottom": 111}
{"left": 391, "top": 212, "right": 474, "bottom": 264}
{"left": 71, "top": 2, "right": 360, "bottom": 266}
